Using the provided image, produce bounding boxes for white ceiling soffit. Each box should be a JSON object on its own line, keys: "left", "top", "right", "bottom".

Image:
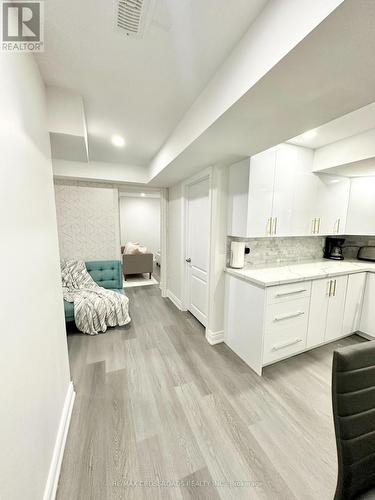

{"left": 47, "top": 87, "right": 89, "bottom": 162}
{"left": 148, "top": 0, "right": 375, "bottom": 187}
{"left": 288, "top": 101, "right": 375, "bottom": 149}
{"left": 119, "top": 190, "right": 160, "bottom": 198}
{"left": 37, "top": 0, "right": 268, "bottom": 167}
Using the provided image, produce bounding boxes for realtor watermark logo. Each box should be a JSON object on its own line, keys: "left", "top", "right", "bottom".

{"left": 1, "top": 0, "right": 44, "bottom": 52}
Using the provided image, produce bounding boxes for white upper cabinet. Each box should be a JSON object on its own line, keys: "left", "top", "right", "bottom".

{"left": 314, "top": 174, "right": 350, "bottom": 236}
{"left": 247, "top": 147, "right": 276, "bottom": 237}
{"left": 227, "top": 143, "right": 352, "bottom": 238}
{"left": 346, "top": 177, "right": 375, "bottom": 235}
{"left": 268, "top": 144, "right": 318, "bottom": 237}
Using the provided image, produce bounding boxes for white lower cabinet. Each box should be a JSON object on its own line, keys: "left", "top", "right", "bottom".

{"left": 343, "top": 273, "right": 367, "bottom": 335}
{"left": 360, "top": 273, "right": 375, "bottom": 338}
{"left": 263, "top": 298, "right": 309, "bottom": 364}
{"left": 225, "top": 272, "right": 367, "bottom": 376}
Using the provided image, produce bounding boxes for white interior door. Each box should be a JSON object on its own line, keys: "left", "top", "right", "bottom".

{"left": 186, "top": 177, "right": 210, "bottom": 326}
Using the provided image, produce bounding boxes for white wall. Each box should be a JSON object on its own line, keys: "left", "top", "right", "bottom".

{"left": 207, "top": 165, "right": 228, "bottom": 337}
{"left": 167, "top": 184, "right": 183, "bottom": 302}
{"left": 0, "top": 54, "right": 71, "bottom": 499}
{"left": 119, "top": 196, "right": 160, "bottom": 255}
{"left": 54, "top": 181, "right": 121, "bottom": 261}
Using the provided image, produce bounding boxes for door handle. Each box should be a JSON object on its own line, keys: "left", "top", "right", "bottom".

{"left": 185, "top": 258, "right": 191, "bottom": 263}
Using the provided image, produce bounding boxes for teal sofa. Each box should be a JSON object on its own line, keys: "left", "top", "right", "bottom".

{"left": 64, "top": 260, "right": 125, "bottom": 323}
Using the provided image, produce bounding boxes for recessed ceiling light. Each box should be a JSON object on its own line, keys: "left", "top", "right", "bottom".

{"left": 111, "top": 135, "right": 125, "bottom": 147}
{"left": 140, "top": 193, "right": 146, "bottom": 197}
{"left": 302, "top": 129, "right": 317, "bottom": 140}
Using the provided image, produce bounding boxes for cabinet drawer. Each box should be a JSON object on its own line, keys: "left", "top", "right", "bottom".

{"left": 263, "top": 298, "right": 309, "bottom": 364}
{"left": 267, "top": 281, "right": 311, "bottom": 304}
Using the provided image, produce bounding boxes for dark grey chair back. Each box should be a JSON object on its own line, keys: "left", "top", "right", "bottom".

{"left": 332, "top": 341, "right": 375, "bottom": 500}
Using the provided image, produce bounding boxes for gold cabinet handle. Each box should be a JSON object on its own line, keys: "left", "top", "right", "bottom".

{"left": 337, "top": 218, "right": 340, "bottom": 234}
{"left": 317, "top": 217, "right": 321, "bottom": 234}
{"left": 273, "top": 217, "right": 278, "bottom": 235}
{"left": 267, "top": 217, "right": 272, "bottom": 235}
{"left": 333, "top": 279, "right": 337, "bottom": 297}
{"left": 328, "top": 280, "right": 333, "bottom": 296}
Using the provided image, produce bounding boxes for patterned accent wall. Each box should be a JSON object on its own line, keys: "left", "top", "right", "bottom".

{"left": 227, "top": 236, "right": 325, "bottom": 266}
{"left": 54, "top": 181, "right": 121, "bottom": 261}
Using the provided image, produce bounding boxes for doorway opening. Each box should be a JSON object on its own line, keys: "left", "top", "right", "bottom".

{"left": 119, "top": 187, "right": 166, "bottom": 291}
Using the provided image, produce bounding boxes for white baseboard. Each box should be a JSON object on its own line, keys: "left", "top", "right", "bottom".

{"left": 43, "top": 382, "right": 76, "bottom": 500}
{"left": 166, "top": 289, "right": 184, "bottom": 311}
{"left": 206, "top": 329, "right": 224, "bottom": 345}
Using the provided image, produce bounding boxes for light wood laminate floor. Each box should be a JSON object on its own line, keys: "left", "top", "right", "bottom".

{"left": 58, "top": 285, "right": 365, "bottom": 500}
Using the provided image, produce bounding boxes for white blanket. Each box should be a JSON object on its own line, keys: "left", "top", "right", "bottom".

{"left": 61, "top": 260, "right": 131, "bottom": 335}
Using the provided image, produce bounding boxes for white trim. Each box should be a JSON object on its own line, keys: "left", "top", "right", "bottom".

{"left": 206, "top": 329, "right": 224, "bottom": 345}
{"left": 159, "top": 187, "right": 168, "bottom": 297}
{"left": 43, "top": 382, "right": 76, "bottom": 500}
{"left": 167, "top": 289, "right": 185, "bottom": 311}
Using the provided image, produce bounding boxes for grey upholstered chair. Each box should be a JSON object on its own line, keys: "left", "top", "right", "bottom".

{"left": 332, "top": 341, "right": 375, "bottom": 500}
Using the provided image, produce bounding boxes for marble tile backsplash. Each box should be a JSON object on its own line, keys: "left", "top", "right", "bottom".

{"left": 227, "top": 236, "right": 325, "bottom": 266}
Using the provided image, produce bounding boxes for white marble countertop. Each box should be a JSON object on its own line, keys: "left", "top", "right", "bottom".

{"left": 225, "top": 259, "right": 375, "bottom": 287}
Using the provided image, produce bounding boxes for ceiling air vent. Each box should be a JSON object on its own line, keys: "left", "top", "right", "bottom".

{"left": 115, "top": 0, "right": 154, "bottom": 38}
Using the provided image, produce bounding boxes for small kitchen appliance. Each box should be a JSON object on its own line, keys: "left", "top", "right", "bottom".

{"left": 357, "top": 246, "right": 375, "bottom": 262}
{"left": 230, "top": 241, "right": 246, "bottom": 268}
{"left": 323, "top": 237, "right": 345, "bottom": 260}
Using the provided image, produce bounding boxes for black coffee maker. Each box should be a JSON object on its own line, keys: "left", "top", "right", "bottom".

{"left": 323, "top": 237, "right": 345, "bottom": 260}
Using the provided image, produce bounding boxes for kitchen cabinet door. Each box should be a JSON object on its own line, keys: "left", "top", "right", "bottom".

{"left": 346, "top": 177, "right": 375, "bottom": 236}
{"left": 247, "top": 148, "right": 276, "bottom": 237}
{"left": 290, "top": 148, "right": 317, "bottom": 236}
{"left": 360, "top": 273, "right": 375, "bottom": 338}
{"left": 315, "top": 175, "right": 350, "bottom": 235}
{"left": 272, "top": 144, "right": 297, "bottom": 236}
{"left": 325, "top": 275, "right": 347, "bottom": 341}
{"left": 306, "top": 278, "right": 330, "bottom": 348}
{"left": 343, "top": 273, "right": 366, "bottom": 335}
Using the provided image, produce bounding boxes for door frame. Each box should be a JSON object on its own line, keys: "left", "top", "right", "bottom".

{"left": 181, "top": 168, "right": 213, "bottom": 318}
{"left": 159, "top": 187, "right": 168, "bottom": 297}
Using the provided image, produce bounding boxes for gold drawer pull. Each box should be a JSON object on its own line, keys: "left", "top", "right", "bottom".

{"left": 274, "top": 311, "right": 304, "bottom": 322}
{"left": 271, "top": 338, "right": 303, "bottom": 351}
{"left": 275, "top": 289, "right": 307, "bottom": 297}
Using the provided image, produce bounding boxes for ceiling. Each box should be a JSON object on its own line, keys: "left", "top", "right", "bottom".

{"left": 36, "top": 0, "right": 268, "bottom": 167}
{"left": 149, "top": 0, "right": 375, "bottom": 186}
{"left": 288, "top": 101, "right": 375, "bottom": 149}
